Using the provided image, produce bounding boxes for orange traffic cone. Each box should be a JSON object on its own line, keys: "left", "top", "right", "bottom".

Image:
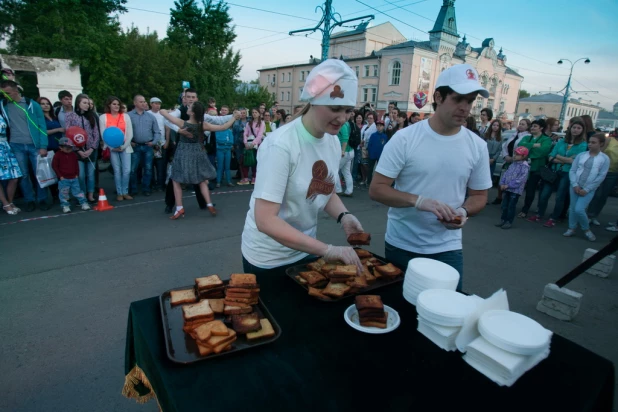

{"left": 93, "top": 188, "right": 114, "bottom": 211}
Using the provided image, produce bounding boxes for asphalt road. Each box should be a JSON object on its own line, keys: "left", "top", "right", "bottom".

{"left": 1, "top": 174, "right": 616, "bottom": 412}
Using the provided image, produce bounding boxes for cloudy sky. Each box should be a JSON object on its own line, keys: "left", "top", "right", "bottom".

{"left": 119, "top": 0, "right": 618, "bottom": 110}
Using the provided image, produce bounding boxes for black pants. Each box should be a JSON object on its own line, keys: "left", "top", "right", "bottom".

{"left": 521, "top": 171, "right": 541, "bottom": 214}
{"left": 165, "top": 180, "right": 206, "bottom": 209}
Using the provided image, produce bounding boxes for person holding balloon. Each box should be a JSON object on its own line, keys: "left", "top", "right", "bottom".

{"left": 99, "top": 96, "right": 133, "bottom": 201}
{"left": 64, "top": 93, "right": 100, "bottom": 203}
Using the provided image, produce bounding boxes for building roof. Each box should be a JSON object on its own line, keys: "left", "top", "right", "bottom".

{"left": 380, "top": 39, "right": 433, "bottom": 52}
{"left": 598, "top": 111, "right": 618, "bottom": 120}
{"left": 331, "top": 22, "right": 370, "bottom": 39}
{"left": 519, "top": 93, "right": 564, "bottom": 103}
{"left": 505, "top": 67, "right": 522, "bottom": 78}
{"left": 428, "top": 0, "right": 459, "bottom": 37}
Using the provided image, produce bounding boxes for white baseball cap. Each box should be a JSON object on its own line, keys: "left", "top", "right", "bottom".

{"left": 300, "top": 59, "right": 357, "bottom": 107}
{"left": 435, "top": 64, "right": 489, "bottom": 98}
{"left": 150, "top": 97, "right": 162, "bottom": 103}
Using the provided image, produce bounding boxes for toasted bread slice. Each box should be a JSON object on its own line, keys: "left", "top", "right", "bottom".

{"left": 224, "top": 300, "right": 254, "bottom": 308}
{"left": 195, "top": 320, "right": 229, "bottom": 342}
{"left": 226, "top": 291, "right": 256, "bottom": 298}
{"left": 319, "top": 263, "right": 337, "bottom": 275}
{"left": 375, "top": 263, "right": 402, "bottom": 277}
{"left": 195, "top": 275, "right": 224, "bottom": 290}
{"left": 229, "top": 273, "right": 257, "bottom": 287}
{"left": 224, "top": 305, "right": 253, "bottom": 315}
{"left": 246, "top": 319, "right": 276, "bottom": 341}
{"left": 354, "top": 248, "right": 373, "bottom": 258}
{"left": 360, "top": 312, "right": 388, "bottom": 323}
{"left": 306, "top": 261, "right": 323, "bottom": 272}
{"left": 363, "top": 272, "right": 377, "bottom": 284}
{"left": 213, "top": 337, "right": 237, "bottom": 354}
{"left": 322, "top": 282, "right": 352, "bottom": 298}
{"left": 205, "top": 329, "right": 237, "bottom": 348}
{"left": 299, "top": 270, "right": 327, "bottom": 285}
{"left": 332, "top": 265, "right": 358, "bottom": 276}
{"left": 360, "top": 320, "right": 387, "bottom": 329}
{"left": 183, "top": 318, "right": 211, "bottom": 337}
{"left": 170, "top": 289, "right": 197, "bottom": 306}
{"left": 232, "top": 313, "right": 262, "bottom": 334}
{"left": 224, "top": 296, "right": 258, "bottom": 304}
{"left": 347, "top": 232, "right": 371, "bottom": 246}
{"left": 308, "top": 286, "right": 332, "bottom": 300}
{"left": 355, "top": 295, "right": 384, "bottom": 311}
{"left": 208, "top": 299, "right": 224, "bottom": 314}
{"left": 197, "top": 343, "right": 214, "bottom": 356}
{"left": 295, "top": 275, "right": 308, "bottom": 284}
{"left": 182, "top": 300, "right": 214, "bottom": 321}
{"left": 348, "top": 276, "right": 368, "bottom": 289}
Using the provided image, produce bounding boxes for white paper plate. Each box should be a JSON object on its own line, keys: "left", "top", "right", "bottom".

{"left": 406, "top": 258, "right": 460, "bottom": 283}
{"left": 478, "top": 310, "right": 552, "bottom": 355}
{"left": 344, "top": 304, "right": 400, "bottom": 334}
{"left": 416, "top": 289, "right": 478, "bottom": 326}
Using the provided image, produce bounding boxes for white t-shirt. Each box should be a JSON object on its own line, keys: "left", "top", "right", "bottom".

{"left": 242, "top": 118, "right": 341, "bottom": 269}
{"left": 375, "top": 119, "right": 492, "bottom": 254}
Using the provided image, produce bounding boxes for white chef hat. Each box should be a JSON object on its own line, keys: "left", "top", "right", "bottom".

{"left": 300, "top": 59, "right": 357, "bottom": 107}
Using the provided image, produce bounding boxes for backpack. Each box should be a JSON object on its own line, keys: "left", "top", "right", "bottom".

{"left": 348, "top": 122, "right": 361, "bottom": 148}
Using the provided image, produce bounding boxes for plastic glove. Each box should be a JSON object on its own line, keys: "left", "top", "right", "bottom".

{"left": 323, "top": 244, "right": 363, "bottom": 275}
{"left": 441, "top": 207, "right": 468, "bottom": 230}
{"left": 340, "top": 213, "right": 364, "bottom": 238}
{"left": 415, "top": 195, "right": 457, "bottom": 222}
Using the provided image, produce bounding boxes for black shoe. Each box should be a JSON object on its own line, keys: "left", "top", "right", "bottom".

{"left": 143, "top": 191, "right": 151, "bottom": 197}
{"left": 39, "top": 201, "right": 50, "bottom": 211}
{"left": 164, "top": 205, "right": 173, "bottom": 214}
{"left": 491, "top": 198, "right": 502, "bottom": 205}
{"left": 495, "top": 221, "right": 505, "bottom": 227}
{"left": 25, "top": 201, "right": 36, "bottom": 212}
{"left": 502, "top": 223, "right": 512, "bottom": 229}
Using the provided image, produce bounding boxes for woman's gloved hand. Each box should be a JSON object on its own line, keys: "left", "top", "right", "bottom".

{"left": 323, "top": 244, "right": 363, "bottom": 274}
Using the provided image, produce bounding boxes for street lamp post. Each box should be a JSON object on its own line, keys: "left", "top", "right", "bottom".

{"left": 557, "top": 57, "right": 590, "bottom": 127}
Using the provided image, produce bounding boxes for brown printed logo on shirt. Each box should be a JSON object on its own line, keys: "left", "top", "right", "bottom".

{"left": 306, "top": 160, "right": 335, "bottom": 202}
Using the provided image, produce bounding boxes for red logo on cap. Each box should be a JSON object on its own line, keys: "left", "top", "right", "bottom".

{"left": 330, "top": 85, "right": 344, "bottom": 99}
{"left": 466, "top": 69, "right": 477, "bottom": 80}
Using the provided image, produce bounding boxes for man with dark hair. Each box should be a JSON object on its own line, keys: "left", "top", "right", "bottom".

{"left": 479, "top": 107, "right": 493, "bottom": 135}
{"left": 369, "top": 64, "right": 492, "bottom": 292}
{"left": 0, "top": 80, "right": 49, "bottom": 211}
{"left": 55, "top": 90, "right": 73, "bottom": 138}
{"left": 409, "top": 112, "right": 421, "bottom": 124}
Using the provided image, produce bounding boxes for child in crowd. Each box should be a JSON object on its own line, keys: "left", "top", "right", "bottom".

{"left": 496, "top": 146, "right": 529, "bottom": 229}
{"left": 52, "top": 138, "right": 91, "bottom": 213}
{"left": 366, "top": 120, "right": 388, "bottom": 187}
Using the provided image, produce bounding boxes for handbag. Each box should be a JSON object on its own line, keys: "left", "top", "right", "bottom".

{"left": 101, "top": 147, "right": 111, "bottom": 162}
{"left": 243, "top": 148, "right": 256, "bottom": 167}
{"left": 36, "top": 152, "right": 58, "bottom": 188}
{"left": 540, "top": 161, "right": 559, "bottom": 183}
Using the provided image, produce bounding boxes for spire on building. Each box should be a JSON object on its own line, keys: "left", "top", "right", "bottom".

{"left": 497, "top": 47, "right": 505, "bottom": 60}
{"left": 428, "top": 0, "right": 459, "bottom": 38}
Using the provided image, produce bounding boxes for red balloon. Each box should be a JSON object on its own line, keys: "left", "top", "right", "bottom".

{"left": 65, "top": 126, "right": 88, "bottom": 148}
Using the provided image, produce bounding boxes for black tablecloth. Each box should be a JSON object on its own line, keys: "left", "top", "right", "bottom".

{"left": 124, "top": 274, "right": 614, "bottom": 412}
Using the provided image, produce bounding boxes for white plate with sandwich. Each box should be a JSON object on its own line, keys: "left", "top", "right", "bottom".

{"left": 344, "top": 304, "right": 400, "bottom": 334}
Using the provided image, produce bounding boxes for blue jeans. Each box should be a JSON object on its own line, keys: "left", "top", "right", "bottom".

{"left": 242, "top": 254, "right": 317, "bottom": 276}
{"left": 536, "top": 171, "right": 569, "bottom": 219}
{"left": 9, "top": 143, "right": 47, "bottom": 202}
{"left": 587, "top": 172, "right": 618, "bottom": 218}
{"left": 111, "top": 150, "right": 131, "bottom": 195}
{"left": 216, "top": 149, "right": 232, "bottom": 184}
{"left": 130, "top": 145, "right": 153, "bottom": 194}
{"left": 501, "top": 191, "right": 520, "bottom": 224}
{"left": 78, "top": 158, "right": 96, "bottom": 194}
{"left": 352, "top": 147, "right": 361, "bottom": 181}
{"left": 569, "top": 187, "right": 595, "bottom": 231}
{"left": 58, "top": 178, "right": 86, "bottom": 207}
{"left": 385, "top": 241, "right": 464, "bottom": 292}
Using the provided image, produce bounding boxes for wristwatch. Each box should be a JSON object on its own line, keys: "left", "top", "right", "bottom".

{"left": 460, "top": 207, "right": 469, "bottom": 218}
{"left": 337, "top": 211, "right": 351, "bottom": 224}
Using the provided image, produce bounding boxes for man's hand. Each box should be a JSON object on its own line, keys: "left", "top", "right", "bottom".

{"left": 323, "top": 245, "right": 363, "bottom": 274}
{"left": 440, "top": 207, "right": 467, "bottom": 230}
{"left": 78, "top": 150, "right": 88, "bottom": 159}
{"left": 112, "top": 148, "right": 123, "bottom": 152}
{"left": 500, "top": 184, "right": 508, "bottom": 191}
{"left": 178, "top": 128, "right": 192, "bottom": 138}
{"left": 39, "top": 149, "right": 48, "bottom": 157}
{"left": 146, "top": 142, "right": 154, "bottom": 147}
{"left": 415, "top": 195, "right": 457, "bottom": 222}
{"left": 131, "top": 142, "right": 136, "bottom": 147}
{"left": 163, "top": 143, "right": 169, "bottom": 150}
{"left": 340, "top": 214, "right": 364, "bottom": 238}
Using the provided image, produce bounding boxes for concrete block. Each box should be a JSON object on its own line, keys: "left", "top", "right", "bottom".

{"left": 542, "top": 283, "right": 582, "bottom": 308}
{"left": 586, "top": 268, "right": 610, "bottom": 278}
{"left": 583, "top": 248, "right": 615, "bottom": 272}
{"left": 536, "top": 301, "right": 574, "bottom": 321}
{"left": 538, "top": 297, "right": 580, "bottom": 318}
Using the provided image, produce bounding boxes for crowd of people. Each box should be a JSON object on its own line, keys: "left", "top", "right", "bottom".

{"left": 1, "top": 63, "right": 618, "bottom": 242}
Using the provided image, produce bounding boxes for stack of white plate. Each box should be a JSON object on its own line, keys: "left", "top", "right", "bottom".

{"left": 415, "top": 289, "right": 480, "bottom": 351}
{"left": 463, "top": 310, "right": 552, "bottom": 386}
{"left": 402, "top": 258, "right": 460, "bottom": 305}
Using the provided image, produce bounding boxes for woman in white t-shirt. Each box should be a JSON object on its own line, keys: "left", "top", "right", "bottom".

{"left": 241, "top": 60, "right": 365, "bottom": 275}
{"left": 359, "top": 112, "right": 376, "bottom": 186}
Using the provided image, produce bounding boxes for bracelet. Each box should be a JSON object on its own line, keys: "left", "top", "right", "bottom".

{"left": 337, "top": 211, "right": 351, "bottom": 224}
{"left": 461, "top": 206, "right": 469, "bottom": 217}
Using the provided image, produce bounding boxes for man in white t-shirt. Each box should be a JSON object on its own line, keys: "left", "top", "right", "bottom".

{"left": 148, "top": 97, "right": 167, "bottom": 191}
{"left": 369, "top": 64, "right": 492, "bottom": 291}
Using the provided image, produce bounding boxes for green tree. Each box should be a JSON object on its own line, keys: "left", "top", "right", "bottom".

{"left": 232, "top": 82, "right": 274, "bottom": 110}
{"left": 0, "top": 0, "right": 128, "bottom": 104}
{"left": 519, "top": 89, "right": 530, "bottom": 99}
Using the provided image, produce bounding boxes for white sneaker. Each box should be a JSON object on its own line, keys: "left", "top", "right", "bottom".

{"left": 62, "top": 206, "right": 71, "bottom": 213}
{"left": 81, "top": 203, "right": 91, "bottom": 211}
{"left": 563, "top": 229, "right": 575, "bottom": 237}
{"left": 590, "top": 218, "right": 601, "bottom": 226}
{"left": 585, "top": 230, "right": 596, "bottom": 241}
{"left": 606, "top": 226, "right": 618, "bottom": 232}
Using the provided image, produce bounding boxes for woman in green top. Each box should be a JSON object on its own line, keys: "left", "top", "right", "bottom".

{"left": 517, "top": 119, "right": 553, "bottom": 218}
{"left": 528, "top": 117, "right": 588, "bottom": 227}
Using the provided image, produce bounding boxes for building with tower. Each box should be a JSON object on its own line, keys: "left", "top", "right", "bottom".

{"left": 258, "top": 0, "right": 523, "bottom": 121}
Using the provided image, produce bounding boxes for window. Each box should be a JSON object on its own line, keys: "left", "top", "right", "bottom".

{"left": 499, "top": 101, "right": 505, "bottom": 113}
{"left": 372, "top": 65, "right": 378, "bottom": 77}
{"left": 299, "top": 87, "right": 303, "bottom": 96}
{"left": 287, "top": 72, "right": 291, "bottom": 82}
{"left": 488, "top": 99, "right": 495, "bottom": 110}
{"left": 355, "top": 66, "right": 359, "bottom": 78}
{"left": 503, "top": 84, "right": 509, "bottom": 95}
{"left": 287, "top": 91, "right": 290, "bottom": 101}
{"left": 281, "top": 73, "right": 284, "bottom": 83}
{"left": 300, "top": 71, "right": 305, "bottom": 81}
{"left": 281, "top": 91, "right": 284, "bottom": 101}
{"left": 389, "top": 61, "right": 401, "bottom": 86}
{"left": 363, "top": 65, "right": 378, "bottom": 77}
{"left": 364, "top": 65, "right": 370, "bottom": 77}
{"left": 267, "top": 74, "right": 270, "bottom": 83}
{"left": 525, "top": 108, "right": 529, "bottom": 114}
{"left": 362, "top": 87, "right": 376, "bottom": 102}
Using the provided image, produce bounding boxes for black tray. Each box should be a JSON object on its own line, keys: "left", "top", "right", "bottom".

{"left": 160, "top": 284, "right": 282, "bottom": 364}
{"left": 285, "top": 252, "right": 404, "bottom": 302}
